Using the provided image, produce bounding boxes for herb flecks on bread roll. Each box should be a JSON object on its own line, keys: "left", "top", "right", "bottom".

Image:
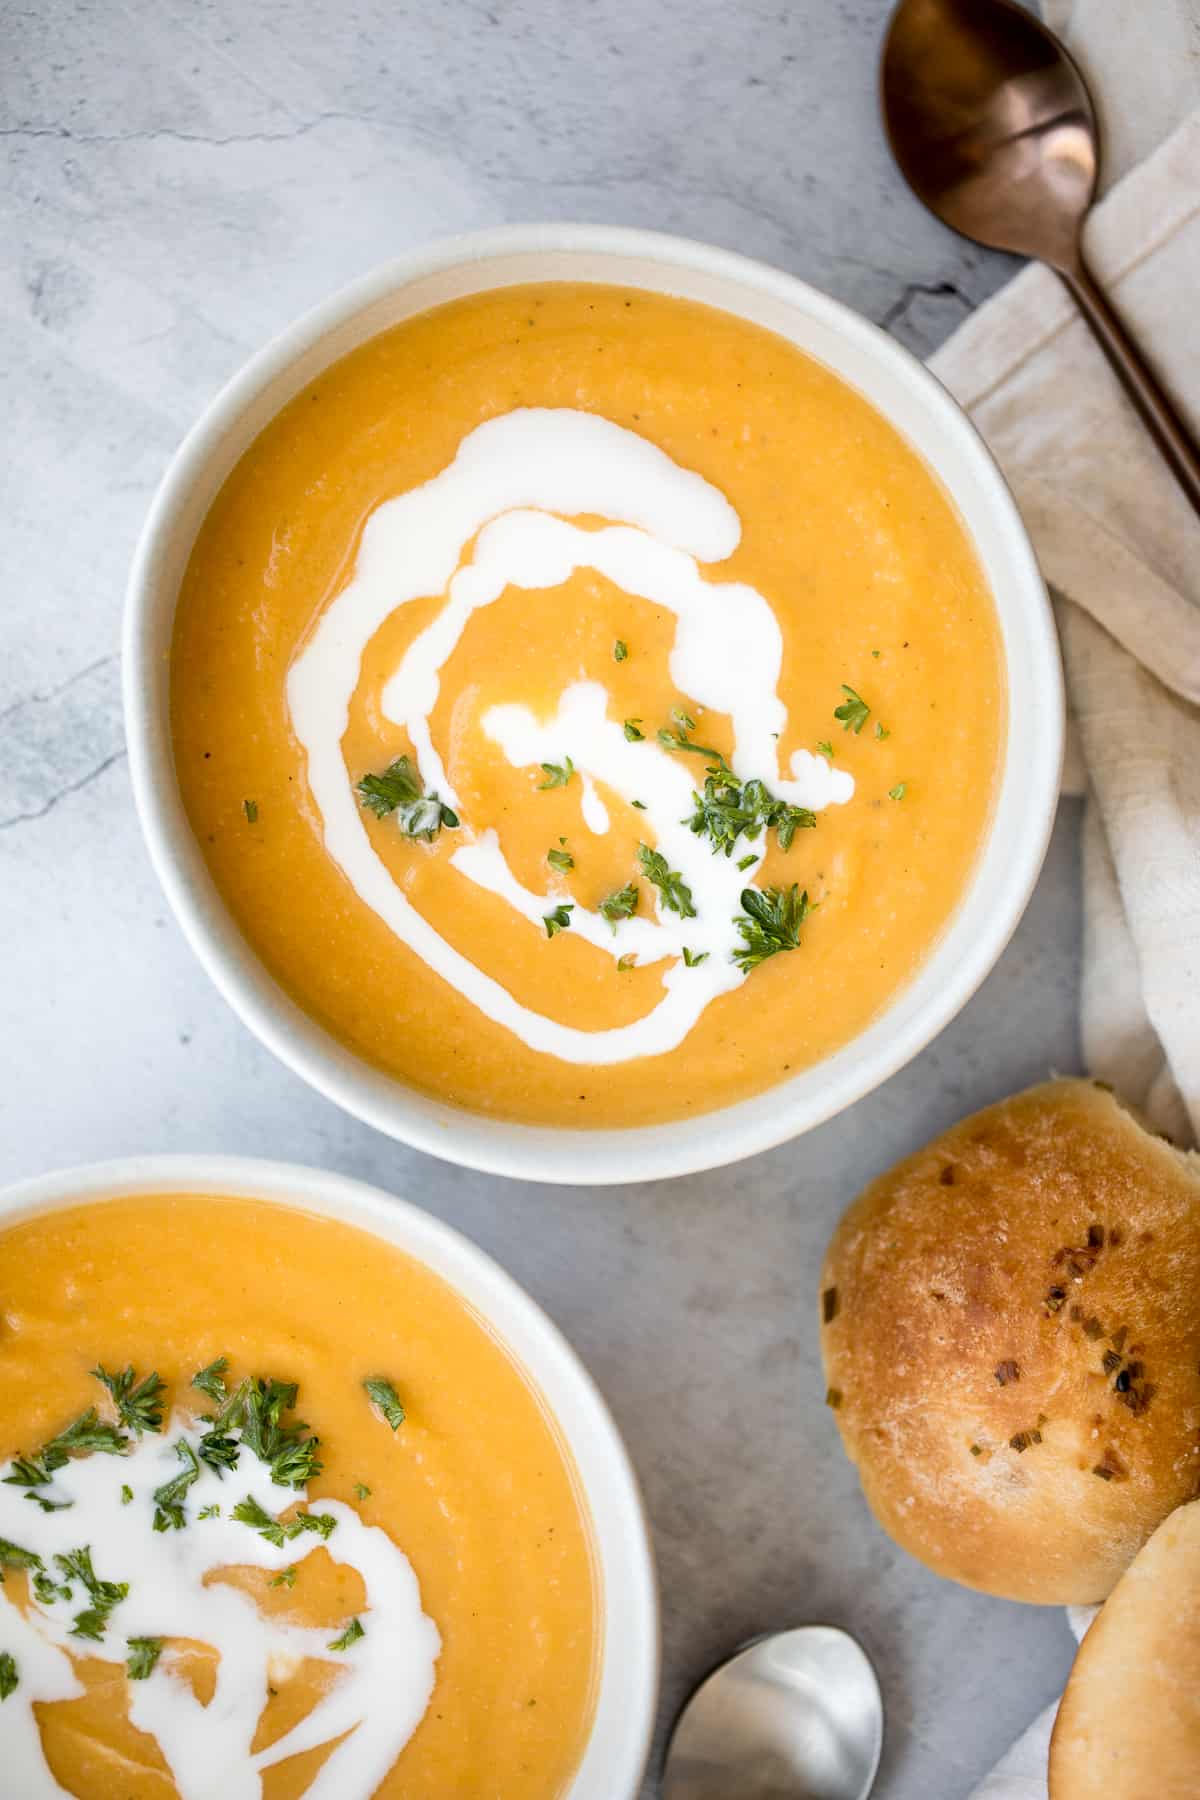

{"left": 819, "top": 1078, "right": 1200, "bottom": 1604}
{"left": 1050, "top": 1498, "right": 1200, "bottom": 1797}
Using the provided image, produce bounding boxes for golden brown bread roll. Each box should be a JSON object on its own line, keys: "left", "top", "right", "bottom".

{"left": 1050, "top": 1498, "right": 1200, "bottom": 1797}
{"left": 819, "top": 1078, "right": 1200, "bottom": 1604}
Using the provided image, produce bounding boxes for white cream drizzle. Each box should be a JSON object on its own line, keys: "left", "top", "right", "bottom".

{"left": 0, "top": 1422, "right": 439, "bottom": 1798}
{"left": 286, "top": 408, "right": 855, "bottom": 1065}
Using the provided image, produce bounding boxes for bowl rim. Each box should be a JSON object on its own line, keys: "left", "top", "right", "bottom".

{"left": 124, "top": 220, "right": 1064, "bottom": 1184}
{"left": 0, "top": 1152, "right": 660, "bottom": 1798}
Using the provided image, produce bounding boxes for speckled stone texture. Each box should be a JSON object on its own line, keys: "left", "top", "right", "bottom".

{"left": 1, "top": 3, "right": 1081, "bottom": 1793}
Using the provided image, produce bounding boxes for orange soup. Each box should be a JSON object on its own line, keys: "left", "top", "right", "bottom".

{"left": 0, "top": 1194, "right": 598, "bottom": 1796}
{"left": 172, "top": 284, "right": 1004, "bottom": 1126}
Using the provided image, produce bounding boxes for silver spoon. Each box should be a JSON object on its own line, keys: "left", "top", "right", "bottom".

{"left": 881, "top": 0, "right": 1200, "bottom": 517}
{"left": 662, "top": 1626, "right": 883, "bottom": 1799}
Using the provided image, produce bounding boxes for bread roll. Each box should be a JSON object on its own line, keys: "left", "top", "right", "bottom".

{"left": 819, "top": 1079, "right": 1200, "bottom": 1603}
{"left": 1050, "top": 1498, "right": 1200, "bottom": 1797}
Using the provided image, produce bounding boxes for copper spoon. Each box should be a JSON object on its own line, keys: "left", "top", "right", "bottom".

{"left": 881, "top": 0, "right": 1200, "bottom": 516}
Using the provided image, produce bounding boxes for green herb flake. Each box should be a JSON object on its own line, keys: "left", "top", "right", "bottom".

{"left": 0, "top": 1538, "right": 43, "bottom": 1573}
{"left": 363, "top": 1377, "right": 406, "bottom": 1432}
{"left": 120, "top": 1485, "right": 133, "bottom": 1506}
{"left": 636, "top": 845, "right": 696, "bottom": 919}
{"left": 197, "top": 1504, "right": 220, "bottom": 1520}
{"left": 875, "top": 721, "right": 890, "bottom": 741}
{"left": 32, "top": 1572, "right": 71, "bottom": 1606}
{"left": 616, "top": 954, "right": 636, "bottom": 972}
{"left": 0, "top": 1654, "right": 16, "bottom": 1701}
{"left": 623, "top": 719, "right": 645, "bottom": 741}
{"left": 656, "top": 722, "right": 731, "bottom": 775}
{"left": 547, "top": 847, "right": 574, "bottom": 873}
{"left": 243, "top": 799, "right": 259, "bottom": 824}
{"left": 598, "top": 882, "right": 639, "bottom": 927}
{"left": 733, "top": 884, "right": 809, "bottom": 973}
{"left": 152, "top": 1440, "right": 201, "bottom": 1533}
{"left": 630, "top": 799, "right": 647, "bottom": 810}
{"left": 55, "top": 1547, "right": 128, "bottom": 1642}
{"left": 538, "top": 757, "right": 575, "bottom": 790}
{"left": 613, "top": 640, "right": 629, "bottom": 662}
{"left": 126, "top": 1636, "right": 163, "bottom": 1680}
{"left": 686, "top": 774, "right": 815, "bottom": 858}
{"left": 543, "top": 904, "right": 573, "bottom": 938}
{"left": 834, "top": 685, "right": 870, "bottom": 734}
{"left": 682, "top": 947, "right": 709, "bottom": 967}
{"left": 270, "top": 1565, "right": 298, "bottom": 1589}
{"left": 356, "top": 755, "right": 459, "bottom": 840}
{"left": 816, "top": 740, "right": 833, "bottom": 758}
{"left": 92, "top": 1365, "right": 166, "bottom": 1437}
{"left": 354, "top": 1482, "right": 371, "bottom": 1502}
{"left": 191, "top": 1357, "right": 229, "bottom": 1404}
{"left": 737, "top": 854, "right": 757, "bottom": 872}
{"left": 328, "top": 1617, "right": 365, "bottom": 1652}
{"left": 889, "top": 783, "right": 906, "bottom": 800}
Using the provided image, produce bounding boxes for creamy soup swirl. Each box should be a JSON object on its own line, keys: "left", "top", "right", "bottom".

{"left": 287, "top": 407, "right": 854, "bottom": 1065}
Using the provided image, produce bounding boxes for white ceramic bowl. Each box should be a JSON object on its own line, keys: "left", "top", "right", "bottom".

{"left": 0, "top": 1153, "right": 658, "bottom": 1797}
{"left": 125, "top": 223, "right": 1063, "bottom": 1185}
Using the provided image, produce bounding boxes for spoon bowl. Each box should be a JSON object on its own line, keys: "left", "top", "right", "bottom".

{"left": 882, "top": 0, "right": 1097, "bottom": 270}
{"left": 662, "top": 1626, "right": 883, "bottom": 1800}
{"left": 881, "top": 0, "right": 1200, "bottom": 514}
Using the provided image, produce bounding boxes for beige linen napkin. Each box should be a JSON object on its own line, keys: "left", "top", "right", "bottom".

{"left": 930, "top": 107, "right": 1200, "bottom": 1153}
{"left": 922, "top": 8, "right": 1200, "bottom": 1792}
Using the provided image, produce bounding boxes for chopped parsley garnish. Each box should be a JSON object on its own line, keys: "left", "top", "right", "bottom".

{"left": 92, "top": 1365, "right": 166, "bottom": 1437}
{"left": 202, "top": 1375, "right": 322, "bottom": 1490}
{"left": 55, "top": 1546, "right": 128, "bottom": 1642}
{"left": 737, "top": 853, "right": 757, "bottom": 872}
{"left": 616, "top": 954, "right": 636, "bottom": 972}
{"left": 613, "top": 640, "right": 629, "bottom": 662}
{"left": 126, "top": 1636, "right": 163, "bottom": 1680}
{"left": 816, "top": 740, "right": 834, "bottom": 758}
{"left": 656, "top": 717, "right": 732, "bottom": 775}
{"left": 363, "top": 1377, "right": 406, "bottom": 1432}
{"left": 5, "top": 1408, "right": 128, "bottom": 1497}
{"left": 543, "top": 904, "right": 573, "bottom": 938}
{"left": 732, "top": 885, "right": 809, "bottom": 972}
{"left": 33, "top": 1572, "right": 71, "bottom": 1606}
{"left": 120, "top": 1485, "right": 133, "bottom": 1506}
{"left": 875, "top": 721, "right": 890, "bottom": 741}
{"left": 0, "top": 1538, "right": 42, "bottom": 1572}
{"left": 231, "top": 1496, "right": 336, "bottom": 1548}
{"left": 356, "top": 755, "right": 459, "bottom": 840}
{"left": 327, "top": 1617, "right": 365, "bottom": 1652}
{"left": 153, "top": 1440, "right": 202, "bottom": 1533}
{"left": 598, "top": 882, "right": 639, "bottom": 927}
{"left": 834, "top": 685, "right": 870, "bottom": 734}
{"left": 0, "top": 1654, "right": 15, "bottom": 1701}
{"left": 191, "top": 1358, "right": 229, "bottom": 1404}
{"left": 243, "top": 799, "right": 259, "bottom": 824}
{"left": 630, "top": 799, "right": 647, "bottom": 810}
{"left": 354, "top": 1482, "right": 371, "bottom": 1501}
{"left": 685, "top": 774, "right": 815, "bottom": 858}
{"left": 538, "top": 757, "right": 574, "bottom": 790}
{"left": 270, "top": 1565, "right": 298, "bottom": 1589}
{"left": 623, "top": 719, "right": 645, "bottom": 741}
{"left": 197, "top": 1504, "right": 220, "bottom": 1520}
{"left": 682, "top": 947, "right": 708, "bottom": 967}
{"left": 197, "top": 1430, "right": 240, "bottom": 1475}
{"left": 636, "top": 845, "right": 696, "bottom": 919}
{"left": 547, "top": 847, "right": 574, "bottom": 873}
{"left": 889, "top": 782, "right": 906, "bottom": 800}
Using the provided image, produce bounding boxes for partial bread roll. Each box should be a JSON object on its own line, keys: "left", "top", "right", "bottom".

{"left": 1050, "top": 1498, "right": 1200, "bottom": 1798}
{"left": 819, "top": 1079, "right": 1200, "bottom": 1604}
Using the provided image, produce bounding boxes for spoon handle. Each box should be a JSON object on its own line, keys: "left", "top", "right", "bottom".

{"left": 1060, "top": 254, "right": 1200, "bottom": 519}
